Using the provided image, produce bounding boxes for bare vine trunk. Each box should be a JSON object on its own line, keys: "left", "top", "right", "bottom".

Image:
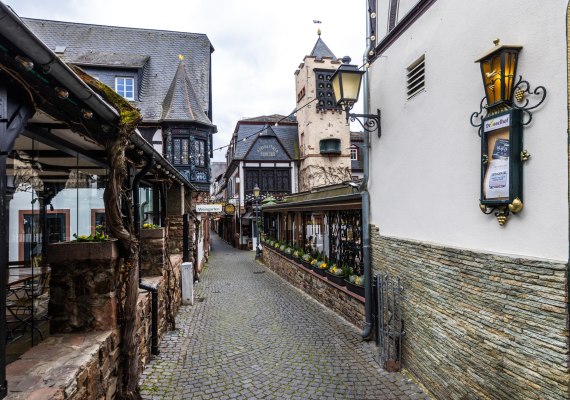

{"left": 104, "top": 137, "right": 142, "bottom": 400}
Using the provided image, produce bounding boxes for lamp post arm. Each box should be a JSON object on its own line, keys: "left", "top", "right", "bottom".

{"left": 347, "top": 109, "right": 381, "bottom": 137}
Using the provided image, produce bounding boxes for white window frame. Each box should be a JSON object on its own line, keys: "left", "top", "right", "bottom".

{"left": 115, "top": 77, "right": 135, "bottom": 100}
{"left": 350, "top": 146, "right": 358, "bottom": 161}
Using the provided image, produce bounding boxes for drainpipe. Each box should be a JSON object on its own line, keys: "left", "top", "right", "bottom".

{"left": 139, "top": 282, "right": 160, "bottom": 356}
{"left": 360, "top": 6, "right": 375, "bottom": 341}
{"left": 133, "top": 155, "right": 155, "bottom": 240}
{"left": 132, "top": 156, "right": 160, "bottom": 355}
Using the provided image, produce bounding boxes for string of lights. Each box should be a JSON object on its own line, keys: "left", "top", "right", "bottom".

{"left": 211, "top": 97, "right": 318, "bottom": 153}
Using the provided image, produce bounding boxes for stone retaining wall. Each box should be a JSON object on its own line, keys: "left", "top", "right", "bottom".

{"left": 263, "top": 247, "right": 365, "bottom": 329}
{"left": 138, "top": 254, "right": 182, "bottom": 369}
{"left": 6, "top": 331, "right": 120, "bottom": 399}
{"left": 370, "top": 227, "right": 570, "bottom": 400}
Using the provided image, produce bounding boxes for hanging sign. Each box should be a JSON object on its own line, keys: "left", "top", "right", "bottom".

{"left": 196, "top": 204, "right": 223, "bottom": 213}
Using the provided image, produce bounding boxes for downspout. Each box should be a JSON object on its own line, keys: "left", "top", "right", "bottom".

{"left": 360, "top": 5, "right": 375, "bottom": 341}
{"left": 133, "top": 155, "right": 160, "bottom": 356}
{"left": 133, "top": 155, "right": 155, "bottom": 240}
{"left": 139, "top": 282, "right": 160, "bottom": 355}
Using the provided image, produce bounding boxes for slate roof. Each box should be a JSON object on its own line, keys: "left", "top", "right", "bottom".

{"left": 162, "top": 61, "right": 212, "bottom": 125}
{"left": 22, "top": 18, "right": 214, "bottom": 124}
{"left": 310, "top": 37, "right": 336, "bottom": 60}
{"left": 233, "top": 122, "right": 298, "bottom": 161}
{"left": 72, "top": 52, "right": 149, "bottom": 68}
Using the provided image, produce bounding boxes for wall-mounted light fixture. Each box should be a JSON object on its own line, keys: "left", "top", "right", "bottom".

{"left": 330, "top": 56, "right": 381, "bottom": 137}
{"left": 81, "top": 109, "right": 93, "bottom": 119}
{"left": 14, "top": 55, "right": 33, "bottom": 71}
{"left": 470, "top": 39, "right": 547, "bottom": 226}
{"left": 54, "top": 86, "right": 69, "bottom": 99}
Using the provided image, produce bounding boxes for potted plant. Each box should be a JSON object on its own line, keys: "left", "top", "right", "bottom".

{"left": 292, "top": 248, "right": 301, "bottom": 261}
{"left": 301, "top": 253, "right": 313, "bottom": 269}
{"left": 325, "top": 263, "right": 347, "bottom": 286}
{"left": 345, "top": 274, "right": 365, "bottom": 297}
{"left": 141, "top": 223, "right": 165, "bottom": 239}
{"left": 312, "top": 259, "right": 329, "bottom": 277}
{"left": 284, "top": 245, "right": 293, "bottom": 259}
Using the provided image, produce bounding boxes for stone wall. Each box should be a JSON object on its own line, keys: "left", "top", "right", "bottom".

{"left": 263, "top": 247, "right": 364, "bottom": 329}
{"left": 138, "top": 254, "right": 183, "bottom": 369}
{"left": 370, "top": 227, "right": 570, "bottom": 400}
{"left": 6, "top": 331, "right": 120, "bottom": 399}
{"left": 48, "top": 240, "right": 121, "bottom": 333}
{"left": 167, "top": 215, "right": 184, "bottom": 255}
{"left": 140, "top": 228, "right": 166, "bottom": 277}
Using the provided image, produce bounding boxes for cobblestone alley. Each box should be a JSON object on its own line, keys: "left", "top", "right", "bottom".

{"left": 140, "top": 234, "right": 428, "bottom": 400}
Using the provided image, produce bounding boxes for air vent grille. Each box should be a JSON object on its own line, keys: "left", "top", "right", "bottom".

{"left": 407, "top": 55, "right": 425, "bottom": 100}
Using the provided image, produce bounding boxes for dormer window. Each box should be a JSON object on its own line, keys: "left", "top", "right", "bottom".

{"left": 115, "top": 77, "right": 134, "bottom": 100}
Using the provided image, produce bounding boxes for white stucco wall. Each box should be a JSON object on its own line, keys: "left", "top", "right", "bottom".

{"left": 9, "top": 187, "right": 105, "bottom": 261}
{"left": 368, "top": 1, "right": 568, "bottom": 261}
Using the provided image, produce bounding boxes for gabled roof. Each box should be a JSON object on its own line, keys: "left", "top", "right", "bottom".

{"left": 22, "top": 18, "right": 214, "bottom": 123}
{"left": 162, "top": 61, "right": 213, "bottom": 126}
{"left": 310, "top": 37, "right": 336, "bottom": 60}
{"left": 233, "top": 122, "right": 298, "bottom": 161}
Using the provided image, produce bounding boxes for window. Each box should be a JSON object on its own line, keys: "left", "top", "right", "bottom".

{"left": 315, "top": 69, "right": 341, "bottom": 111}
{"left": 194, "top": 140, "right": 205, "bottom": 167}
{"left": 245, "top": 169, "right": 291, "bottom": 194}
{"left": 173, "top": 138, "right": 189, "bottom": 165}
{"left": 115, "top": 77, "right": 134, "bottom": 100}
{"left": 319, "top": 138, "right": 341, "bottom": 155}
{"left": 350, "top": 146, "right": 358, "bottom": 160}
{"left": 407, "top": 55, "right": 425, "bottom": 100}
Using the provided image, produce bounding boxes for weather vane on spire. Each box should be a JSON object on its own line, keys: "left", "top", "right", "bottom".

{"left": 313, "top": 20, "right": 322, "bottom": 36}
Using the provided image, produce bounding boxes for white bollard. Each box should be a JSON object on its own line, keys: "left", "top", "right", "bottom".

{"left": 181, "top": 262, "right": 194, "bottom": 305}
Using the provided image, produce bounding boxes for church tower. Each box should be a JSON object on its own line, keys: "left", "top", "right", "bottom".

{"left": 294, "top": 31, "right": 352, "bottom": 192}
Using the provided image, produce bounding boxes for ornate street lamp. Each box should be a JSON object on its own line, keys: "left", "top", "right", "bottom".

{"left": 475, "top": 38, "right": 522, "bottom": 112}
{"left": 330, "top": 56, "right": 381, "bottom": 137}
{"left": 253, "top": 184, "right": 261, "bottom": 259}
{"left": 470, "top": 39, "right": 547, "bottom": 226}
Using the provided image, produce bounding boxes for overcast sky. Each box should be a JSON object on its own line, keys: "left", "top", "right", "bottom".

{"left": 5, "top": 0, "right": 366, "bottom": 162}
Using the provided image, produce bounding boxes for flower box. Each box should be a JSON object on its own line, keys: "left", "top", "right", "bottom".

{"left": 345, "top": 279, "right": 365, "bottom": 297}
{"left": 140, "top": 227, "right": 165, "bottom": 240}
{"left": 312, "top": 264, "right": 328, "bottom": 276}
{"left": 47, "top": 239, "right": 119, "bottom": 263}
{"left": 325, "top": 270, "right": 346, "bottom": 286}
{"left": 301, "top": 260, "right": 312, "bottom": 270}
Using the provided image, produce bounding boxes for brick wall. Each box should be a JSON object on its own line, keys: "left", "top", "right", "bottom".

{"left": 263, "top": 247, "right": 365, "bottom": 329}
{"left": 370, "top": 227, "right": 569, "bottom": 400}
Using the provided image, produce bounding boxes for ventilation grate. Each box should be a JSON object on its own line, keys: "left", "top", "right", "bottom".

{"left": 406, "top": 55, "right": 425, "bottom": 100}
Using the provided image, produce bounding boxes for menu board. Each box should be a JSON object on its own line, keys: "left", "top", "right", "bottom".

{"left": 483, "top": 128, "right": 510, "bottom": 200}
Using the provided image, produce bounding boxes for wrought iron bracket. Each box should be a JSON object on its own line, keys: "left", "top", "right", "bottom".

{"left": 346, "top": 108, "right": 381, "bottom": 137}
{"left": 470, "top": 75, "right": 547, "bottom": 136}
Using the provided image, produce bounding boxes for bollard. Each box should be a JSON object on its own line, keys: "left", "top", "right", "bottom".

{"left": 181, "top": 262, "right": 194, "bottom": 305}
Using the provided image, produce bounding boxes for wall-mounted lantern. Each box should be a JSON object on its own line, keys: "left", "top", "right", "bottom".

{"left": 470, "top": 39, "right": 547, "bottom": 226}
{"left": 330, "top": 56, "right": 381, "bottom": 137}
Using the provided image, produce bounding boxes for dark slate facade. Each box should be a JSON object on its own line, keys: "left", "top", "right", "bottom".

{"left": 23, "top": 18, "right": 216, "bottom": 191}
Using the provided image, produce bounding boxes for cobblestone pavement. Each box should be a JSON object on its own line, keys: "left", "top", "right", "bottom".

{"left": 140, "top": 234, "right": 429, "bottom": 400}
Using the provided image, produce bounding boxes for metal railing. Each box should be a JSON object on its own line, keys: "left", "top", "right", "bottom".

{"left": 376, "top": 272, "right": 405, "bottom": 372}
